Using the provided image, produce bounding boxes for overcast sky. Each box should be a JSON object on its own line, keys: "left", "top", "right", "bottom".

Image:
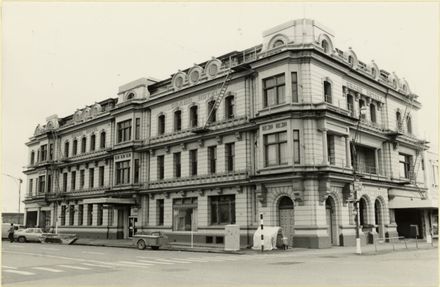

{"left": 2, "top": 2, "right": 438, "bottom": 213}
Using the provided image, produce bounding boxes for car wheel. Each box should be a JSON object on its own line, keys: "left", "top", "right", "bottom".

{"left": 151, "top": 246, "right": 159, "bottom": 250}
{"left": 137, "top": 240, "right": 146, "bottom": 250}
{"left": 18, "top": 236, "right": 26, "bottom": 243}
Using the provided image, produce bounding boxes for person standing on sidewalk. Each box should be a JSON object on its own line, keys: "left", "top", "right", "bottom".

{"left": 8, "top": 223, "right": 15, "bottom": 243}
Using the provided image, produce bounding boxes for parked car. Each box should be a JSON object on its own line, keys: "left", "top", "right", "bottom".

{"left": 14, "top": 228, "right": 44, "bottom": 243}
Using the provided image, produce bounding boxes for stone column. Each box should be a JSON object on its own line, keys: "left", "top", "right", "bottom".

{"left": 374, "top": 149, "right": 380, "bottom": 175}
{"left": 73, "top": 204, "right": 79, "bottom": 226}
{"left": 92, "top": 204, "right": 98, "bottom": 226}
{"left": 322, "top": 130, "right": 328, "bottom": 165}
{"left": 345, "top": 136, "right": 352, "bottom": 168}
{"left": 102, "top": 205, "right": 110, "bottom": 226}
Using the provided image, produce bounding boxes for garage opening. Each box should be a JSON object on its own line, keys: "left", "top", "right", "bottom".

{"left": 394, "top": 209, "right": 424, "bottom": 239}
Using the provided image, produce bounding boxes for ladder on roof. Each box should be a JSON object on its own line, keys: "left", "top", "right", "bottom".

{"left": 197, "top": 69, "right": 233, "bottom": 132}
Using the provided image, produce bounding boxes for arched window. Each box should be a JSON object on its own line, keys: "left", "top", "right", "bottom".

{"left": 207, "top": 100, "right": 216, "bottom": 123}
{"left": 81, "top": 137, "right": 87, "bottom": 153}
{"left": 174, "top": 110, "right": 182, "bottom": 131}
{"left": 73, "top": 139, "right": 78, "bottom": 156}
{"left": 64, "top": 141, "right": 69, "bottom": 158}
{"left": 348, "top": 56, "right": 353, "bottom": 65}
{"left": 90, "top": 134, "right": 96, "bottom": 151}
{"left": 100, "top": 131, "right": 106, "bottom": 149}
{"left": 324, "top": 81, "right": 332, "bottom": 103}
{"left": 359, "top": 198, "right": 368, "bottom": 226}
{"left": 402, "top": 84, "right": 407, "bottom": 92}
{"left": 30, "top": 151, "right": 35, "bottom": 165}
{"left": 225, "top": 95, "right": 235, "bottom": 119}
{"left": 370, "top": 104, "right": 376, "bottom": 123}
{"left": 273, "top": 39, "right": 284, "bottom": 48}
{"left": 371, "top": 68, "right": 377, "bottom": 78}
{"left": 158, "top": 114, "right": 166, "bottom": 135}
{"left": 406, "top": 116, "right": 412, "bottom": 134}
{"left": 189, "top": 106, "right": 198, "bottom": 127}
{"left": 321, "top": 40, "right": 329, "bottom": 53}
{"left": 396, "top": 111, "right": 402, "bottom": 130}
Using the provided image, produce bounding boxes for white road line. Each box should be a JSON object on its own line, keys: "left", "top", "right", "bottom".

{"left": 136, "top": 260, "right": 173, "bottom": 265}
{"left": 81, "top": 263, "right": 114, "bottom": 268}
{"left": 155, "top": 258, "right": 192, "bottom": 264}
{"left": 58, "top": 265, "right": 90, "bottom": 270}
{"left": 2, "top": 265, "right": 17, "bottom": 269}
{"left": 81, "top": 251, "right": 105, "bottom": 255}
{"left": 118, "top": 261, "right": 152, "bottom": 267}
{"left": 3, "top": 270, "right": 35, "bottom": 276}
{"left": 32, "top": 267, "right": 64, "bottom": 273}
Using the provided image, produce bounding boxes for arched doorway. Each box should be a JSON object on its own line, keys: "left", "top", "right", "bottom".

{"left": 278, "top": 196, "right": 294, "bottom": 246}
{"left": 325, "top": 197, "right": 338, "bottom": 245}
{"left": 374, "top": 199, "right": 384, "bottom": 238}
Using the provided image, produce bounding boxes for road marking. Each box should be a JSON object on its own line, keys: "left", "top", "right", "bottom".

{"left": 81, "top": 251, "right": 105, "bottom": 255}
{"left": 32, "top": 267, "right": 64, "bottom": 273}
{"left": 136, "top": 260, "right": 173, "bottom": 265}
{"left": 118, "top": 261, "right": 153, "bottom": 267}
{"left": 155, "top": 258, "right": 192, "bottom": 264}
{"left": 81, "top": 263, "right": 114, "bottom": 268}
{"left": 58, "top": 265, "right": 90, "bottom": 270}
{"left": 2, "top": 265, "right": 17, "bottom": 269}
{"left": 3, "top": 270, "right": 35, "bottom": 276}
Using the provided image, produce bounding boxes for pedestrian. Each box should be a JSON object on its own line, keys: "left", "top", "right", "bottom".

{"left": 8, "top": 223, "right": 15, "bottom": 243}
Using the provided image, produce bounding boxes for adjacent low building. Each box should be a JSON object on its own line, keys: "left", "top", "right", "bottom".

{"left": 23, "top": 19, "right": 435, "bottom": 248}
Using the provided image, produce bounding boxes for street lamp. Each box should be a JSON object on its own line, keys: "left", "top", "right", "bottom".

{"left": 351, "top": 105, "right": 367, "bottom": 255}
{"left": 3, "top": 173, "right": 23, "bottom": 225}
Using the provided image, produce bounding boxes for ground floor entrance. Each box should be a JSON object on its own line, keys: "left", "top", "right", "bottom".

{"left": 25, "top": 211, "right": 37, "bottom": 228}
{"left": 395, "top": 209, "right": 424, "bottom": 239}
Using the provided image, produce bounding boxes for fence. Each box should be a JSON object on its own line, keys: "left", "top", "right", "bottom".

{"left": 373, "top": 236, "right": 435, "bottom": 253}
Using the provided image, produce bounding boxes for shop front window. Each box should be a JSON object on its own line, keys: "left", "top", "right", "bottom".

{"left": 173, "top": 197, "right": 198, "bottom": 231}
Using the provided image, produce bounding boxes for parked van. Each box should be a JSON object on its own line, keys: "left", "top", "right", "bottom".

{"left": 2, "top": 223, "right": 21, "bottom": 239}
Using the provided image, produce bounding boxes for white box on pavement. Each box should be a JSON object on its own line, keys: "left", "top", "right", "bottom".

{"left": 224, "top": 224, "right": 240, "bottom": 251}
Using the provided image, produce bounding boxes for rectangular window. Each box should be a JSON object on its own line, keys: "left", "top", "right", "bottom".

{"left": 210, "top": 195, "right": 235, "bottom": 225}
{"left": 80, "top": 170, "right": 85, "bottom": 188}
{"left": 324, "top": 81, "right": 332, "bottom": 103}
{"left": 291, "top": 72, "right": 298, "bottom": 102}
{"left": 78, "top": 205, "right": 83, "bottom": 226}
{"left": 134, "top": 159, "right": 140, "bottom": 183}
{"left": 116, "top": 160, "right": 131, "bottom": 185}
{"left": 190, "top": 149, "right": 198, "bottom": 176}
{"left": 100, "top": 132, "right": 106, "bottom": 149}
{"left": 69, "top": 205, "right": 75, "bottom": 225}
{"left": 399, "top": 153, "right": 413, "bottom": 179}
{"left": 225, "top": 96, "right": 235, "bottom": 119}
{"left": 293, "top": 130, "right": 300, "bottom": 164}
{"left": 47, "top": 174, "right": 52, "bottom": 193}
{"left": 158, "top": 115, "right": 166, "bottom": 135}
{"left": 157, "top": 199, "right": 164, "bottom": 226}
{"left": 174, "top": 110, "right": 182, "bottom": 131}
{"left": 87, "top": 204, "right": 93, "bottom": 225}
{"left": 41, "top": 145, "right": 48, "bottom": 161}
{"left": 99, "top": 166, "right": 105, "bottom": 187}
{"left": 73, "top": 140, "right": 78, "bottom": 155}
{"left": 327, "top": 135, "right": 335, "bottom": 165}
{"left": 174, "top": 152, "right": 181, "bottom": 178}
{"left": 264, "top": 131, "right": 287, "bottom": 166}
{"left": 49, "top": 144, "right": 54, "bottom": 160}
{"left": 71, "top": 171, "right": 76, "bottom": 190}
{"left": 29, "top": 179, "right": 33, "bottom": 195}
{"left": 64, "top": 142, "right": 69, "bottom": 158}
{"left": 61, "top": 206, "right": 66, "bottom": 226}
{"left": 157, "top": 155, "right": 165, "bottom": 180}
{"left": 63, "top": 173, "right": 68, "bottom": 192}
{"left": 135, "top": 118, "right": 141, "bottom": 140}
{"left": 117, "top": 120, "right": 132, "bottom": 143}
{"left": 208, "top": 146, "right": 217, "bottom": 174}
{"left": 89, "top": 168, "right": 94, "bottom": 188}
{"left": 81, "top": 138, "right": 87, "bottom": 153}
{"left": 207, "top": 101, "right": 216, "bottom": 123}
{"left": 263, "top": 74, "right": 285, "bottom": 107}
{"left": 38, "top": 175, "right": 45, "bottom": 193}
{"left": 173, "top": 197, "right": 197, "bottom": 231}
{"left": 97, "top": 204, "right": 103, "bottom": 226}
{"left": 90, "top": 135, "right": 96, "bottom": 151}
{"left": 225, "top": 143, "right": 235, "bottom": 172}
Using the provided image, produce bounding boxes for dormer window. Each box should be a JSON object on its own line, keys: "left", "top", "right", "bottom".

{"left": 126, "top": 93, "right": 135, "bottom": 100}
{"left": 321, "top": 40, "right": 329, "bottom": 53}
{"left": 348, "top": 56, "right": 354, "bottom": 65}
{"left": 273, "top": 39, "right": 284, "bottom": 48}
{"left": 371, "top": 68, "right": 377, "bottom": 78}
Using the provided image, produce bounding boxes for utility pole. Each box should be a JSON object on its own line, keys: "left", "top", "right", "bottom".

{"left": 3, "top": 173, "right": 23, "bottom": 224}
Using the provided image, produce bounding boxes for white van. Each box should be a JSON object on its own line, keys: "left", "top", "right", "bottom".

{"left": 2, "top": 223, "right": 21, "bottom": 239}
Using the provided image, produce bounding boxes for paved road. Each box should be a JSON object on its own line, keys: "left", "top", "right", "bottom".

{"left": 2, "top": 241, "right": 438, "bottom": 286}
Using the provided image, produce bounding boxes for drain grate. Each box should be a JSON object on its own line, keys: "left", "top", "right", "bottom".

{"left": 269, "top": 261, "right": 304, "bottom": 265}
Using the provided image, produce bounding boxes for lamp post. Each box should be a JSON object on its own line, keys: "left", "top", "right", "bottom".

{"left": 3, "top": 173, "right": 23, "bottom": 225}
{"left": 351, "top": 106, "right": 367, "bottom": 255}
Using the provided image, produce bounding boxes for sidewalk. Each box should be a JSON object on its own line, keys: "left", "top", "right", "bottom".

{"left": 73, "top": 237, "right": 437, "bottom": 256}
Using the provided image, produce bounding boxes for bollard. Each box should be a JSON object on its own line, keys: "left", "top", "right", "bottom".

{"left": 392, "top": 237, "right": 395, "bottom": 251}
{"left": 415, "top": 236, "right": 418, "bottom": 249}
{"left": 403, "top": 237, "right": 408, "bottom": 249}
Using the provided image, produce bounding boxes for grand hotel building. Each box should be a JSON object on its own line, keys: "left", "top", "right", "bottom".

{"left": 24, "top": 19, "right": 435, "bottom": 248}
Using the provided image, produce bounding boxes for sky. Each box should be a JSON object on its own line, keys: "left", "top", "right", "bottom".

{"left": 2, "top": 2, "right": 439, "bottom": 213}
